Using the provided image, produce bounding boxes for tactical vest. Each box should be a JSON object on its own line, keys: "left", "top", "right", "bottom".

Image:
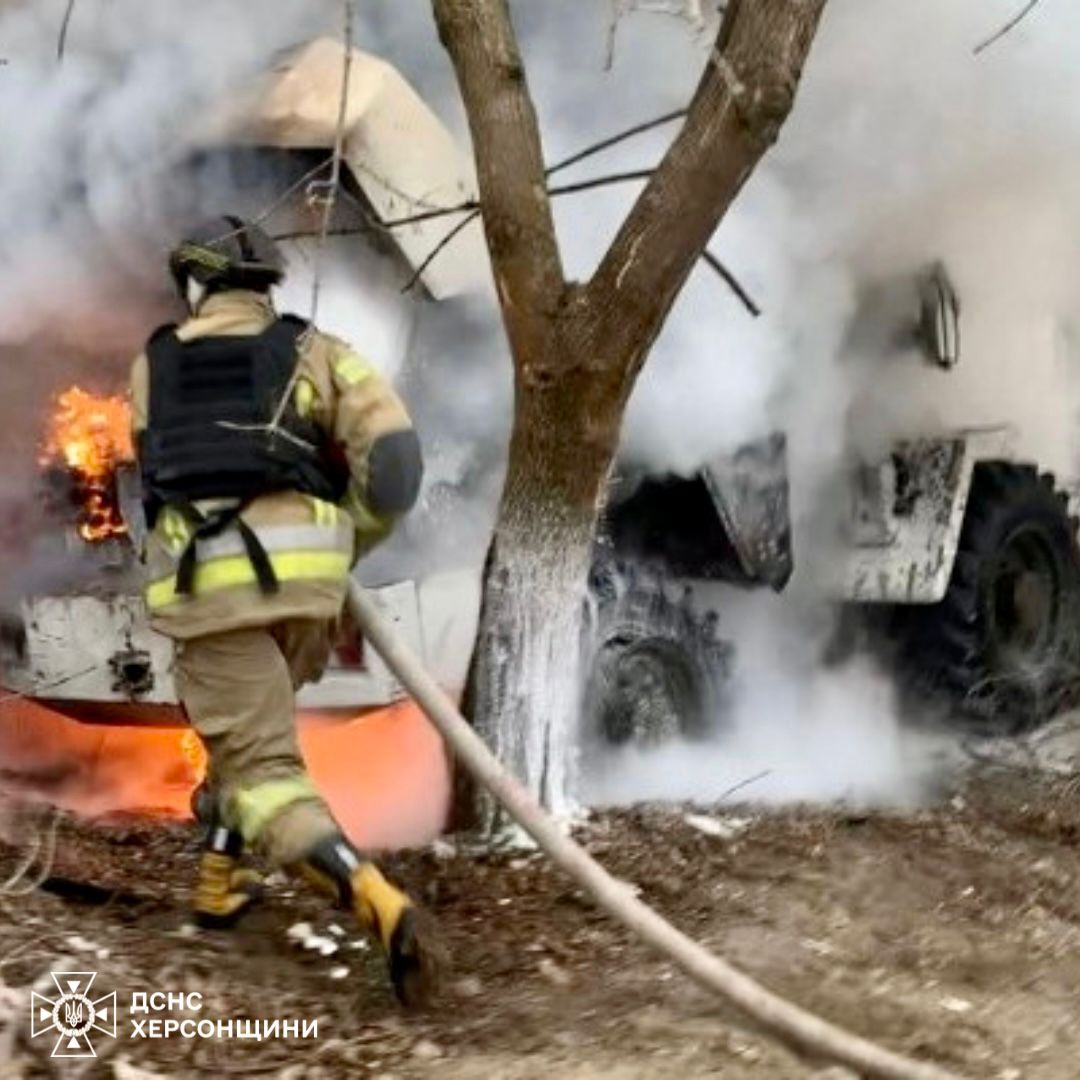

{"left": 138, "top": 316, "right": 350, "bottom": 596}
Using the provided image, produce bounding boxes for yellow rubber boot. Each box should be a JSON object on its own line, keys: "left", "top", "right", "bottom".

{"left": 295, "top": 835, "right": 440, "bottom": 1006}
{"left": 193, "top": 825, "right": 263, "bottom": 929}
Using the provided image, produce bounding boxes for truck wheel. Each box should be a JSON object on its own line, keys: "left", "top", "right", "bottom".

{"left": 902, "top": 462, "right": 1080, "bottom": 728}
{"left": 583, "top": 569, "right": 731, "bottom": 747}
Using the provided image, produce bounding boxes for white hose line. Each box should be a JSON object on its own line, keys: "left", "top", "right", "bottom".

{"left": 347, "top": 581, "right": 961, "bottom": 1080}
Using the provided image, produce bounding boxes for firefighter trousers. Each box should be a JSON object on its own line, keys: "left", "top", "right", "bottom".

{"left": 175, "top": 619, "right": 340, "bottom": 865}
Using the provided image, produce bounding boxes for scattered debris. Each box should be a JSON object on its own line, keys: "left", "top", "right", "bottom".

{"left": 683, "top": 812, "right": 753, "bottom": 840}
{"left": 0, "top": 772, "right": 1075, "bottom": 1076}
{"left": 63, "top": 933, "right": 98, "bottom": 953}
{"left": 453, "top": 975, "right": 483, "bottom": 999}
{"left": 430, "top": 838, "right": 456, "bottom": 860}
{"left": 0, "top": 977, "right": 26, "bottom": 1063}
{"left": 113, "top": 1057, "right": 172, "bottom": 1080}
{"left": 538, "top": 958, "right": 572, "bottom": 988}
{"left": 410, "top": 1038, "right": 444, "bottom": 1061}
{"left": 285, "top": 920, "right": 338, "bottom": 955}
{"left": 940, "top": 996, "right": 973, "bottom": 1014}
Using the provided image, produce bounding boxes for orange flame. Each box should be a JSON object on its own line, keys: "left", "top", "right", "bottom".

{"left": 179, "top": 729, "right": 208, "bottom": 783}
{"left": 0, "top": 699, "right": 449, "bottom": 848}
{"left": 39, "top": 387, "right": 134, "bottom": 542}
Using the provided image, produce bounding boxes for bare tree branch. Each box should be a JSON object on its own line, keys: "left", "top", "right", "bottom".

{"left": 401, "top": 207, "right": 480, "bottom": 293}
{"left": 973, "top": 0, "right": 1042, "bottom": 56}
{"left": 57, "top": 0, "right": 77, "bottom": 61}
{"left": 545, "top": 109, "right": 687, "bottom": 177}
{"left": 433, "top": 0, "right": 565, "bottom": 347}
{"left": 276, "top": 174, "right": 658, "bottom": 242}
{"left": 702, "top": 249, "right": 760, "bottom": 317}
{"left": 383, "top": 201, "right": 479, "bottom": 229}
{"left": 283, "top": 173, "right": 760, "bottom": 316}
{"left": 605, "top": 0, "right": 621, "bottom": 70}
{"left": 399, "top": 109, "right": 761, "bottom": 313}
{"left": 548, "top": 169, "right": 654, "bottom": 198}
{"left": 585, "top": 0, "right": 825, "bottom": 374}
{"left": 304, "top": 0, "right": 354, "bottom": 330}
{"left": 266, "top": 0, "right": 353, "bottom": 434}
{"left": 398, "top": 109, "right": 686, "bottom": 292}
{"left": 607, "top": 0, "right": 714, "bottom": 69}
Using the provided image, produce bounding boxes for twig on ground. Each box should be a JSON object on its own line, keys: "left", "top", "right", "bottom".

{"left": 717, "top": 769, "right": 772, "bottom": 803}
{"left": 0, "top": 807, "right": 59, "bottom": 897}
{"left": 0, "top": 830, "right": 42, "bottom": 893}
{"left": 0, "top": 930, "right": 55, "bottom": 969}
{"left": 973, "top": 0, "right": 1042, "bottom": 55}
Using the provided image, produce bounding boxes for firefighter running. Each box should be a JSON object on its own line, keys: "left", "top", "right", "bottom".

{"left": 130, "top": 215, "right": 437, "bottom": 1005}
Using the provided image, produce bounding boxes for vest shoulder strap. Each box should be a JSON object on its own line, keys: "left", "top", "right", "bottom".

{"left": 265, "top": 313, "right": 310, "bottom": 353}
{"left": 145, "top": 323, "right": 178, "bottom": 350}
{"left": 278, "top": 313, "right": 310, "bottom": 333}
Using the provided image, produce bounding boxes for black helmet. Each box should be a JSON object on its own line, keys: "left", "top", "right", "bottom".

{"left": 169, "top": 215, "right": 284, "bottom": 296}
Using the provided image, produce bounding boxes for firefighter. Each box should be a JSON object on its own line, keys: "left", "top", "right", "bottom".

{"left": 130, "top": 215, "right": 435, "bottom": 1004}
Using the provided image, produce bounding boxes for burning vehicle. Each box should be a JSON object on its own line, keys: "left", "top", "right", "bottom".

{"left": 0, "top": 39, "right": 486, "bottom": 736}
{"left": 0, "top": 40, "right": 484, "bottom": 834}
{"left": 2, "top": 37, "right": 1077, "bottom": 819}
{"left": 587, "top": 264, "right": 1080, "bottom": 744}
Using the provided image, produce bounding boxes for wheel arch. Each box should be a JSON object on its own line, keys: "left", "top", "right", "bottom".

{"left": 833, "top": 428, "right": 1035, "bottom": 605}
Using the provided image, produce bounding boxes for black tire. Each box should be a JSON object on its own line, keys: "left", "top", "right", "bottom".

{"left": 899, "top": 462, "right": 1080, "bottom": 729}
{"left": 583, "top": 565, "right": 731, "bottom": 747}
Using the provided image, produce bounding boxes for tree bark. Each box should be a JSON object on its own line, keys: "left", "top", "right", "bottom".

{"left": 434, "top": 0, "right": 829, "bottom": 825}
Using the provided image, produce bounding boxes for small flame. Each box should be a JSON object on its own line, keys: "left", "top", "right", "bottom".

{"left": 179, "top": 729, "right": 208, "bottom": 782}
{"left": 39, "top": 386, "right": 134, "bottom": 542}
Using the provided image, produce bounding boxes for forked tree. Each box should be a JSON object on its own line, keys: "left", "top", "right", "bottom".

{"left": 432, "top": 0, "right": 829, "bottom": 826}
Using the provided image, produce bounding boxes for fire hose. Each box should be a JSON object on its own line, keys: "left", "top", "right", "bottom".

{"left": 345, "top": 580, "right": 961, "bottom": 1080}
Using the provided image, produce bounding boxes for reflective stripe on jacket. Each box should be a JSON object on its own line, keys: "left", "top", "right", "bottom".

{"left": 145, "top": 498, "right": 355, "bottom": 612}
{"left": 129, "top": 290, "right": 416, "bottom": 640}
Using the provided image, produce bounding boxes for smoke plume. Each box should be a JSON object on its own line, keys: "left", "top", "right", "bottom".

{"left": 3, "top": 1, "right": 1080, "bottom": 813}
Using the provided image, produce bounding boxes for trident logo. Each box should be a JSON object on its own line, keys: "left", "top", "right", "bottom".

{"left": 31, "top": 972, "right": 116, "bottom": 1058}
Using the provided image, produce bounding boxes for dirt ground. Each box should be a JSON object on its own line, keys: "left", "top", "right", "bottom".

{"left": 0, "top": 729, "right": 1077, "bottom": 1079}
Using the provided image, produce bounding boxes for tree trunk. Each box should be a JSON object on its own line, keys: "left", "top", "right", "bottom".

{"left": 434, "top": 0, "right": 829, "bottom": 829}
{"left": 460, "top": 342, "right": 626, "bottom": 829}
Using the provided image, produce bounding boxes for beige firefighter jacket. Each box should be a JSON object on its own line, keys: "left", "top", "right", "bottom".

{"left": 130, "top": 289, "right": 415, "bottom": 640}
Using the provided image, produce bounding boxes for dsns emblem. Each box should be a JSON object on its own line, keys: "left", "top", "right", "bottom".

{"left": 31, "top": 972, "right": 117, "bottom": 1058}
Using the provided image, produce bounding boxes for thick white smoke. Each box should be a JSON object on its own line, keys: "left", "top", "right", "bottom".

{"left": 0, "top": 0, "right": 344, "bottom": 476}
{"left": 557, "top": 0, "right": 1080, "bottom": 807}
{"left": 3, "top": 0, "right": 1079, "bottom": 810}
